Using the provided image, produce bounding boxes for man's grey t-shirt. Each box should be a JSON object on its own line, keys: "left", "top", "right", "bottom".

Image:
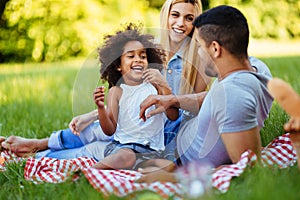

{"left": 177, "top": 57, "right": 273, "bottom": 167}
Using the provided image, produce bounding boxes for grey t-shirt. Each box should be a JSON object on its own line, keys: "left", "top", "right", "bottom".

{"left": 177, "top": 57, "right": 273, "bottom": 167}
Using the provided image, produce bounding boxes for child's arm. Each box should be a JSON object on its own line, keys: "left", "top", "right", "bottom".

{"left": 93, "top": 86, "right": 121, "bottom": 136}
{"left": 268, "top": 78, "right": 300, "bottom": 170}
{"left": 267, "top": 78, "right": 300, "bottom": 132}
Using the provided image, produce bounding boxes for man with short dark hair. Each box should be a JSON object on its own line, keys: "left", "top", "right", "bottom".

{"left": 137, "top": 5, "right": 273, "bottom": 183}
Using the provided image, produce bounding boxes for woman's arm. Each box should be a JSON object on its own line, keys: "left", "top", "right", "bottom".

{"left": 94, "top": 86, "right": 120, "bottom": 136}
{"left": 193, "top": 66, "right": 212, "bottom": 93}
{"left": 155, "top": 79, "right": 179, "bottom": 121}
{"left": 69, "top": 109, "right": 98, "bottom": 135}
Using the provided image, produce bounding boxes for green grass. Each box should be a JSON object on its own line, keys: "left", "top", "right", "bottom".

{"left": 1, "top": 56, "right": 300, "bottom": 199}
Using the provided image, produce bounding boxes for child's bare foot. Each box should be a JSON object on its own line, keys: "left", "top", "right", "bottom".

{"left": 1, "top": 136, "right": 48, "bottom": 157}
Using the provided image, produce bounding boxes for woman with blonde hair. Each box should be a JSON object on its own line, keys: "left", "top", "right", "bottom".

{"left": 159, "top": 0, "right": 209, "bottom": 95}
{"left": 142, "top": 0, "right": 211, "bottom": 161}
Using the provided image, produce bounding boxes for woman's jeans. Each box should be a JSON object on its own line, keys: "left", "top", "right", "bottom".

{"left": 36, "top": 121, "right": 112, "bottom": 160}
{"left": 36, "top": 111, "right": 184, "bottom": 162}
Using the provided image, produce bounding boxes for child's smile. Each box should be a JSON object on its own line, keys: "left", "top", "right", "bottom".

{"left": 131, "top": 65, "right": 144, "bottom": 73}
{"left": 120, "top": 41, "right": 148, "bottom": 85}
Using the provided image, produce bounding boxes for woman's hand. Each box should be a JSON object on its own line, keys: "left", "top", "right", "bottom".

{"left": 69, "top": 110, "right": 98, "bottom": 136}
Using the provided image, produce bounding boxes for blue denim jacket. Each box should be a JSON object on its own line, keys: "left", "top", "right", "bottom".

{"left": 163, "top": 53, "right": 183, "bottom": 95}
{"left": 162, "top": 53, "right": 185, "bottom": 161}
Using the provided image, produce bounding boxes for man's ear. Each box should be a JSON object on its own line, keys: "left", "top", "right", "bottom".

{"left": 210, "top": 41, "right": 222, "bottom": 58}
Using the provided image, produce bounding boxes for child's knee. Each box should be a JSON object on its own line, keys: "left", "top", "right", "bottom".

{"left": 116, "top": 149, "right": 136, "bottom": 169}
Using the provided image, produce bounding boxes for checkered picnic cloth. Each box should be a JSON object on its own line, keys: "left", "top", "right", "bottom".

{"left": 23, "top": 156, "right": 182, "bottom": 198}
{"left": 0, "top": 133, "right": 297, "bottom": 198}
{"left": 212, "top": 133, "right": 297, "bottom": 193}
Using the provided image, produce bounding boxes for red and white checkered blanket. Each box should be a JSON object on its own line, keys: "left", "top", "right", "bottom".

{"left": 212, "top": 132, "right": 297, "bottom": 193}
{"left": 0, "top": 133, "right": 297, "bottom": 198}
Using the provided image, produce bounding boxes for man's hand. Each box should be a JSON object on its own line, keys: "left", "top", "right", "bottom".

{"left": 139, "top": 94, "right": 176, "bottom": 121}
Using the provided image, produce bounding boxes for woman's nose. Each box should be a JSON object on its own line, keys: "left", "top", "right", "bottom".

{"left": 176, "top": 16, "right": 184, "bottom": 26}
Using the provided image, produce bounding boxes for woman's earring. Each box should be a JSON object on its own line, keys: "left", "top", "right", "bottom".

{"left": 117, "top": 67, "right": 122, "bottom": 71}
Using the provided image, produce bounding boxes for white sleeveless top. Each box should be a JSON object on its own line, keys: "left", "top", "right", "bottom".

{"left": 113, "top": 83, "right": 165, "bottom": 151}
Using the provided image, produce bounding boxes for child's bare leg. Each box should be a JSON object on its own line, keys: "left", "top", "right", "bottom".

{"left": 92, "top": 148, "right": 136, "bottom": 170}
{"left": 1, "top": 136, "right": 49, "bottom": 157}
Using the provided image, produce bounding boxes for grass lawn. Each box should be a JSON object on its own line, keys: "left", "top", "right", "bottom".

{"left": 0, "top": 55, "right": 300, "bottom": 199}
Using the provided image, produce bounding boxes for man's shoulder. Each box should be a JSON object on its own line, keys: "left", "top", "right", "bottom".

{"left": 249, "top": 56, "right": 272, "bottom": 79}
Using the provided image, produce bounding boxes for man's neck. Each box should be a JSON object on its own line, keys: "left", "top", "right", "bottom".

{"left": 217, "top": 56, "right": 252, "bottom": 81}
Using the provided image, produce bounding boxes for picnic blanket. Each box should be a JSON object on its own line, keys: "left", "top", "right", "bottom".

{"left": 0, "top": 133, "right": 297, "bottom": 199}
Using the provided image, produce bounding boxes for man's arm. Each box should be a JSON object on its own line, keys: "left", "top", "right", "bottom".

{"left": 220, "top": 126, "right": 261, "bottom": 163}
{"left": 139, "top": 91, "right": 207, "bottom": 121}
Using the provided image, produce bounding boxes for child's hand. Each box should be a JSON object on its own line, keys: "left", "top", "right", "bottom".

{"left": 284, "top": 117, "right": 300, "bottom": 133}
{"left": 93, "top": 86, "right": 106, "bottom": 108}
{"left": 143, "top": 69, "right": 171, "bottom": 95}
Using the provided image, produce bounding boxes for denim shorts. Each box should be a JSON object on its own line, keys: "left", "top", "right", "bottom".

{"left": 104, "top": 140, "right": 163, "bottom": 160}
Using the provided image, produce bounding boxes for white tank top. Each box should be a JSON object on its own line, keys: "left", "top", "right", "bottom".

{"left": 114, "top": 83, "right": 165, "bottom": 151}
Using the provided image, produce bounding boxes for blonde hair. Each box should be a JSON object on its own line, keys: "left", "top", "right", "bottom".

{"left": 160, "top": 0, "right": 203, "bottom": 94}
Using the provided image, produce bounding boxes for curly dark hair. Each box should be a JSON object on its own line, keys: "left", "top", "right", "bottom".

{"left": 98, "top": 23, "right": 165, "bottom": 88}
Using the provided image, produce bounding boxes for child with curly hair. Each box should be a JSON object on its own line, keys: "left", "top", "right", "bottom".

{"left": 0, "top": 24, "right": 178, "bottom": 169}
{"left": 90, "top": 23, "right": 178, "bottom": 169}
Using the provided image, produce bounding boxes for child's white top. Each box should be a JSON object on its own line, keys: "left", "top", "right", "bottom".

{"left": 114, "top": 83, "right": 165, "bottom": 151}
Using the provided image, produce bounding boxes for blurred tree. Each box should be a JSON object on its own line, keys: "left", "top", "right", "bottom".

{"left": 147, "top": 0, "right": 164, "bottom": 9}
{"left": 0, "top": 0, "right": 10, "bottom": 19}
{"left": 0, "top": 0, "right": 89, "bottom": 62}
{"left": 1, "top": 0, "right": 300, "bottom": 63}
{"left": 209, "top": 0, "right": 300, "bottom": 39}
{"left": 146, "top": 0, "right": 210, "bottom": 10}
{"left": 0, "top": 0, "right": 159, "bottom": 63}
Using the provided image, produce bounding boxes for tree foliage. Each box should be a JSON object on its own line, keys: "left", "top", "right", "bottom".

{"left": 209, "top": 0, "right": 300, "bottom": 39}
{"left": 0, "top": 0, "right": 300, "bottom": 63}
{"left": 0, "top": 0, "right": 159, "bottom": 62}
